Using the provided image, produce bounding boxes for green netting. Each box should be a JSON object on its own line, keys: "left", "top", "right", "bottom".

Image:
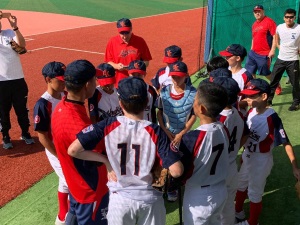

{"left": 210, "top": 0, "right": 299, "bottom": 58}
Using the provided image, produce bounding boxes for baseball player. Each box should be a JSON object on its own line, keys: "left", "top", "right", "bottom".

{"left": 179, "top": 81, "right": 229, "bottom": 224}
{"left": 127, "top": 59, "right": 157, "bottom": 123}
{"left": 33, "top": 61, "right": 68, "bottom": 225}
{"left": 68, "top": 77, "right": 184, "bottom": 225}
{"left": 51, "top": 60, "right": 113, "bottom": 225}
{"left": 234, "top": 79, "right": 300, "bottom": 225}
{"left": 88, "top": 63, "right": 123, "bottom": 123}
{"left": 211, "top": 77, "right": 249, "bottom": 225}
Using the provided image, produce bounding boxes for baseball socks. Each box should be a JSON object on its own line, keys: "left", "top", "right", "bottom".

{"left": 247, "top": 201, "right": 262, "bottom": 225}
{"left": 235, "top": 189, "right": 248, "bottom": 221}
{"left": 57, "top": 192, "right": 69, "bottom": 222}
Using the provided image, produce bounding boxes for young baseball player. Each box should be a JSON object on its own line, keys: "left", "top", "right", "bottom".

{"left": 128, "top": 59, "right": 157, "bottom": 123}
{"left": 88, "top": 63, "right": 122, "bottom": 123}
{"left": 51, "top": 60, "right": 114, "bottom": 225}
{"left": 234, "top": 79, "right": 300, "bottom": 225}
{"left": 179, "top": 81, "right": 230, "bottom": 224}
{"left": 157, "top": 61, "right": 196, "bottom": 201}
{"left": 211, "top": 77, "right": 249, "bottom": 225}
{"left": 206, "top": 56, "right": 232, "bottom": 81}
{"left": 151, "top": 45, "right": 191, "bottom": 92}
{"left": 68, "top": 77, "right": 184, "bottom": 225}
{"left": 33, "top": 61, "right": 68, "bottom": 225}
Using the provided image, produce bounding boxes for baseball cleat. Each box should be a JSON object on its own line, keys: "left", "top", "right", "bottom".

{"left": 288, "top": 103, "right": 299, "bottom": 111}
{"left": 20, "top": 132, "right": 35, "bottom": 144}
{"left": 55, "top": 216, "right": 66, "bottom": 225}
{"left": 2, "top": 136, "right": 13, "bottom": 149}
{"left": 235, "top": 210, "right": 246, "bottom": 223}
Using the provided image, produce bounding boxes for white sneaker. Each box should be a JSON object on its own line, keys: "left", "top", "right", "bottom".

{"left": 55, "top": 216, "right": 66, "bottom": 225}
{"left": 235, "top": 210, "right": 246, "bottom": 222}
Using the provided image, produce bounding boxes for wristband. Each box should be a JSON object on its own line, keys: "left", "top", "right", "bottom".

{"left": 13, "top": 27, "right": 19, "bottom": 31}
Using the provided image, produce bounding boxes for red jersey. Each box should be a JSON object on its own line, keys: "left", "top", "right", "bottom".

{"left": 105, "top": 33, "right": 152, "bottom": 85}
{"left": 51, "top": 97, "right": 108, "bottom": 203}
{"left": 252, "top": 16, "right": 276, "bottom": 55}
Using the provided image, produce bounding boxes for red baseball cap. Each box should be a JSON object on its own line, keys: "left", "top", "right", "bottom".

{"left": 96, "top": 63, "right": 116, "bottom": 86}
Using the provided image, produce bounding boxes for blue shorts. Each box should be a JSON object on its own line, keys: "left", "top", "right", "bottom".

{"left": 66, "top": 193, "right": 109, "bottom": 225}
{"left": 245, "top": 50, "right": 271, "bottom": 76}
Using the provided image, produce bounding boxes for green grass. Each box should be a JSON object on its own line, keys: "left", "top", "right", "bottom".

{"left": 0, "top": 0, "right": 207, "bottom": 21}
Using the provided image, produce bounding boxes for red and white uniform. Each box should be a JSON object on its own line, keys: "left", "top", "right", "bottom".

{"left": 88, "top": 86, "right": 123, "bottom": 121}
{"left": 252, "top": 16, "right": 277, "bottom": 56}
{"left": 180, "top": 122, "right": 229, "bottom": 225}
{"left": 151, "top": 66, "right": 172, "bottom": 90}
{"left": 77, "top": 116, "right": 181, "bottom": 225}
{"left": 218, "top": 107, "right": 248, "bottom": 225}
{"left": 105, "top": 33, "right": 152, "bottom": 85}
{"left": 33, "top": 92, "right": 68, "bottom": 193}
{"left": 238, "top": 107, "right": 289, "bottom": 203}
{"left": 232, "top": 68, "right": 252, "bottom": 92}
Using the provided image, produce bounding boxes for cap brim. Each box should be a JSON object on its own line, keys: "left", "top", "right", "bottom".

{"left": 239, "top": 89, "right": 260, "bottom": 96}
{"left": 169, "top": 71, "right": 187, "bottom": 77}
{"left": 55, "top": 75, "right": 65, "bottom": 81}
{"left": 163, "top": 56, "right": 179, "bottom": 64}
{"left": 128, "top": 69, "right": 146, "bottom": 75}
{"left": 118, "top": 27, "right": 131, "bottom": 32}
{"left": 253, "top": 9, "right": 263, "bottom": 11}
{"left": 219, "top": 50, "right": 233, "bottom": 57}
{"left": 97, "top": 77, "right": 116, "bottom": 86}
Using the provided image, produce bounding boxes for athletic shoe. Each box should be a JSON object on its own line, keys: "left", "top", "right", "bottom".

{"left": 20, "top": 132, "right": 35, "bottom": 144}
{"left": 235, "top": 210, "right": 246, "bottom": 223}
{"left": 275, "top": 84, "right": 282, "bottom": 95}
{"left": 2, "top": 136, "right": 13, "bottom": 149}
{"left": 167, "top": 190, "right": 178, "bottom": 202}
{"left": 288, "top": 103, "right": 299, "bottom": 111}
{"left": 55, "top": 216, "right": 66, "bottom": 225}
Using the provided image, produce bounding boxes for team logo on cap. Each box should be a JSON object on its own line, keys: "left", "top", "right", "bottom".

{"left": 120, "top": 21, "right": 126, "bottom": 27}
{"left": 226, "top": 46, "right": 231, "bottom": 51}
{"left": 173, "top": 64, "right": 180, "bottom": 71}
{"left": 103, "top": 69, "right": 110, "bottom": 77}
{"left": 246, "top": 82, "right": 256, "bottom": 90}
{"left": 134, "top": 62, "right": 140, "bottom": 69}
{"left": 167, "top": 50, "right": 172, "bottom": 57}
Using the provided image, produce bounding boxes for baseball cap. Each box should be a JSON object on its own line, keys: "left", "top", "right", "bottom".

{"left": 64, "top": 60, "right": 96, "bottom": 84}
{"left": 219, "top": 44, "right": 247, "bottom": 58}
{"left": 212, "top": 77, "right": 240, "bottom": 105}
{"left": 42, "top": 61, "right": 65, "bottom": 81}
{"left": 240, "top": 78, "right": 270, "bottom": 96}
{"left": 96, "top": 63, "right": 116, "bottom": 86}
{"left": 253, "top": 5, "right": 264, "bottom": 11}
{"left": 117, "top": 18, "right": 132, "bottom": 33}
{"left": 128, "top": 60, "right": 146, "bottom": 75}
{"left": 209, "top": 68, "right": 232, "bottom": 80}
{"left": 163, "top": 45, "right": 182, "bottom": 63}
{"left": 117, "top": 77, "right": 148, "bottom": 103}
{"left": 169, "top": 61, "right": 188, "bottom": 77}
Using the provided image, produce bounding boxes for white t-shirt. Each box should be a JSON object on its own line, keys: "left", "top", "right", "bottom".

{"left": 277, "top": 23, "right": 300, "bottom": 61}
{"left": 0, "top": 29, "right": 24, "bottom": 81}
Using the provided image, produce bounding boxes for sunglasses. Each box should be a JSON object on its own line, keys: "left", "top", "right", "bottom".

{"left": 284, "top": 16, "right": 295, "bottom": 19}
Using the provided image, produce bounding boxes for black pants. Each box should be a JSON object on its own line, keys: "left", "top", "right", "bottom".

{"left": 269, "top": 59, "right": 300, "bottom": 104}
{"left": 0, "top": 78, "right": 30, "bottom": 136}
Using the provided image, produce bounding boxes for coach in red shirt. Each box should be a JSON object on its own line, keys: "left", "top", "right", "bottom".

{"left": 52, "top": 59, "right": 115, "bottom": 225}
{"left": 245, "top": 5, "right": 277, "bottom": 80}
{"left": 105, "top": 18, "right": 152, "bottom": 86}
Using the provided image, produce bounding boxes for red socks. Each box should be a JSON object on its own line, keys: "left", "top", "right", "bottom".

{"left": 235, "top": 189, "right": 248, "bottom": 213}
{"left": 248, "top": 201, "right": 262, "bottom": 225}
{"left": 58, "top": 192, "right": 69, "bottom": 221}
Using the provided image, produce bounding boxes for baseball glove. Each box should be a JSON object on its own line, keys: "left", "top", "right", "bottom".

{"left": 152, "top": 166, "right": 169, "bottom": 192}
{"left": 295, "top": 180, "right": 300, "bottom": 200}
{"left": 10, "top": 40, "right": 27, "bottom": 54}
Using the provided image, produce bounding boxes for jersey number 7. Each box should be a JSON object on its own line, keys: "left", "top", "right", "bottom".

{"left": 210, "top": 143, "right": 224, "bottom": 175}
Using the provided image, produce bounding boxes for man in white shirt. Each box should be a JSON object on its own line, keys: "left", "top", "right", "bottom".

{"left": 0, "top": 11, "right": 34, "bottom": 149}
{"left": 267, "top": 8, "right": 300, "bottom": 111}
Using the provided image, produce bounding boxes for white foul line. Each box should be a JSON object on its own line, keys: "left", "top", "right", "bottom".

{"left": 28, "top": 46, "right": 104, "bottom": 55}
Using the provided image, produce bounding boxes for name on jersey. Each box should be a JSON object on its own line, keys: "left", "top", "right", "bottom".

{"left": 82, "top": 125, "right": 94, "bottom": 133}
{"left": 249, "top": 130, "right": 260, "bottom": 142}
{"left": 119, "top": 49, "right": 137, "bottom": 57}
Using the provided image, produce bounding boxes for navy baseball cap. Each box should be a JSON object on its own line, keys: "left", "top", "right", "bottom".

{"left": 163, "top": 45, "right": 182, "bottom": 63}
{"left": 42, "top": 61, "right": 65, "bottom": 81}
{"left": 96, "top": 63, "right": 116, "bottom": 86}
{"left": 169, "top": 61, "right": 188, "bottom": 77}
{"left": 253, "top": 5, "right": 264, "bottom": 11}
{"left": 64, "top": 60, "right": 96, "bottom": 84}
{"left": 240, "top": 78, "right": 270, "bottom": 96}
{"left": 212, "top": 77, "right": 240, "bottom": 105}
{"left": 128, "top": 60, "right": 146, "bottom": 75}
{"left": 209, "top": 68, "right": 232, "bottom": 80}
{"left": 219, "top": 44, "right": 247, "bottom": 58}
{"left": 117, "top": 77, "right": 148, "bottom": 103}
{"left": 117, "top": 18, "right": 132, "bottom": 33}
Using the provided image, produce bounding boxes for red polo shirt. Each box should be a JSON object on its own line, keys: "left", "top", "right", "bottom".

{"left": 105, "top": 33, "right": 152, "bottom": 85}
{"left": 252, "top": 16, "right": 276, "bottom": 55}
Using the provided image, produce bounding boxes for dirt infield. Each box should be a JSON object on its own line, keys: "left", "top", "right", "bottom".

{"left": 0, "top": 8, "right": 206, "bottom": 207}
